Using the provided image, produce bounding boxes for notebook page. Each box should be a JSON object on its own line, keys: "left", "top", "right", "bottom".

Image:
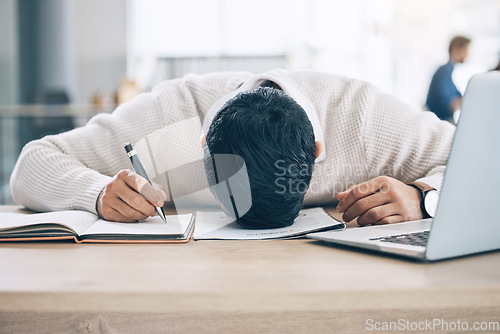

{"left": 194, "top": 207, "right": 344, "bottom": 240}
{"left": 0, "top": 211, "right": 98, "bottom": 236}
{"left": 81, "top": 214, "right": 193, "bottom": 236}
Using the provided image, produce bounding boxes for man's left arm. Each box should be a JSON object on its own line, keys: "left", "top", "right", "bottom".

{"left": 337, "top": 90, "right": 455, "bottom": 225}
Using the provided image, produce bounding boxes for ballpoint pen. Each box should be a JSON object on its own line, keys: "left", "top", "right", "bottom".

{"left": 124, "top": 143, "right": 167, "bottom": 222}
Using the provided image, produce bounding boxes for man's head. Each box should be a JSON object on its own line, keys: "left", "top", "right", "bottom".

{"left": 449, "top": 36, "right": 471, "bottom": 64}
{"left": 205, "top": 87, "right": 317, "bottom": 229}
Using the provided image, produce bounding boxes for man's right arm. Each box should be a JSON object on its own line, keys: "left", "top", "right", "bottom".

{"left": 10, "top": 92, "right": 166, "bottom": 215}
{"left": 10, "top": 72, "right": 251, "bottom": 218}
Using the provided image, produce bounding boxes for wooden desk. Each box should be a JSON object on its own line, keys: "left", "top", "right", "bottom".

{"left": 1, "top": 206, "right": 499, "bottom": 333}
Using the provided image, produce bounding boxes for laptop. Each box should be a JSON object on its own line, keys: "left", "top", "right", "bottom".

{"left": 307, "top": 72, "right": 500, "bottom": 261}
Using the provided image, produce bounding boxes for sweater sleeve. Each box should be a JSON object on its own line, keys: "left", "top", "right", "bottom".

{"left": 10, "top": 72, "right": 251, "bottom": 214}
{"left": 10, "top": 91, "right": 166, "bottom": 214}
{"left": 362, "top": 87, "right": 455, "bottom": 191}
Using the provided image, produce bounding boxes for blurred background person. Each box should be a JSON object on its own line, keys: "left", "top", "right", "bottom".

{"left": 426, "top": 36, "right": 471, "bottom": 123}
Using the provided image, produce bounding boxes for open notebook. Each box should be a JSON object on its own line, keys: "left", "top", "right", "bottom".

{"left": 0, "top": 210, "right": 194, "bottom": 243}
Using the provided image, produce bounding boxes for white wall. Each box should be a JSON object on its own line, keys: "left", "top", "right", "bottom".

{"left": 128, "top": 0, "right": 500, "bottom": 109}
{"left": 0, "top": 0, "right": 19, "bottom": 105}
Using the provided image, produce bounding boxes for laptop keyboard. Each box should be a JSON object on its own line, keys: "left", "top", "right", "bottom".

{"left": 369, "top": 230, "right": 430, "bottom": 247}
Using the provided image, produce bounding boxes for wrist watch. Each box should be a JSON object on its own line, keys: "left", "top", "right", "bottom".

{"left": 408, "top": 182, "right": 440, "bottom": 218}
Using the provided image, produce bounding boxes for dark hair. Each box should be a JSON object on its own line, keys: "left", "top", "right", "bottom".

{"left": 449, "top": 36, "right": 471, "bottom": 55}
{"left": 206, "top": 87, "right": 316, "bottom": 228}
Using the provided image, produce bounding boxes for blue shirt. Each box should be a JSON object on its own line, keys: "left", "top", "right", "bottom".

{"left": 426, "top": 60, "right": 462, "bottom": 121}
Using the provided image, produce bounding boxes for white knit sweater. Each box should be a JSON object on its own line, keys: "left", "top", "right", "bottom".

{"left": 10, "top": 70, "right": 455, "bottom": 214}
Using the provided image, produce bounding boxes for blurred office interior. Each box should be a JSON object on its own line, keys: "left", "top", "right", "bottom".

{"left": 1, "top": 0, "right": 499, "bottom": 204}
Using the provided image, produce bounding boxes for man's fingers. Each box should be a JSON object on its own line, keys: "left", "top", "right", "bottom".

{"left": 336, "top": 185, "right": 355, "bottom": 200}
{"left": 99, "top": 191, "right": 149, "bottom": 222}
{"left": 118, "top": 169, "right": 141, "bottom": 192}
{"left": 106, "top": 207, "right": 137, "bottom": 223}
{"left": 107, "top": 172, "right": 157, "bottom": 218}
{"left": 126, "top": 172, "right": 165, "bottom": 207}
{"left": 335, "top": 176, "right": 423, "bottom": 226}
{"left": 117, "top": 184, "right": 157, "bottom": 218}
{"left": 98, "top": 169, "right": 166, "bottom": 222}
{"left": 356, "top": 204, "right": 398, "bottom": 226}
{"left": 152, "top": 182, "right": 168, "bottom": 201}
{"left": 105, "top": 183, "right": 152, "bottom": 220}
{"left": 139, "top": 182, "right": 166, "bottom": 207}
{"left": 118, "top": 169, "right": 165, "bottom": 207}
{"left": 337, "top": 178, "right": 388, "bottom": 213}
{"left": 342, "top": 191, "right": 391, "bottom": 223}
{"left": 114, "top": 199, "right": 150, "bottom": 221}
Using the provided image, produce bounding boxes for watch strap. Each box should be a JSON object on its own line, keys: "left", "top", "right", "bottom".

{"left": 408, "top": 181, "right": 435, "bottom": 193}
{"left": 407, "top": 182, "right": 436, "bottom": 218}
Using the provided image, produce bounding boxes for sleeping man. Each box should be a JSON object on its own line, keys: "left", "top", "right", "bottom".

{"left": 10, "top": 70, "right": 454, "bottom": 228}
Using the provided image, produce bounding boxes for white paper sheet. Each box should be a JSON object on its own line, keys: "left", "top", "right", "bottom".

{"left": 194, "top": 208, "right": 344, "bottom": 240}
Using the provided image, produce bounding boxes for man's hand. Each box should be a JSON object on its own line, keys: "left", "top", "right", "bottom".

{"left": 336, "top": 176, "right": 423, "bottom": 226}
{"left": 97, "top": 169, "right": 167, "bottom": 222}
